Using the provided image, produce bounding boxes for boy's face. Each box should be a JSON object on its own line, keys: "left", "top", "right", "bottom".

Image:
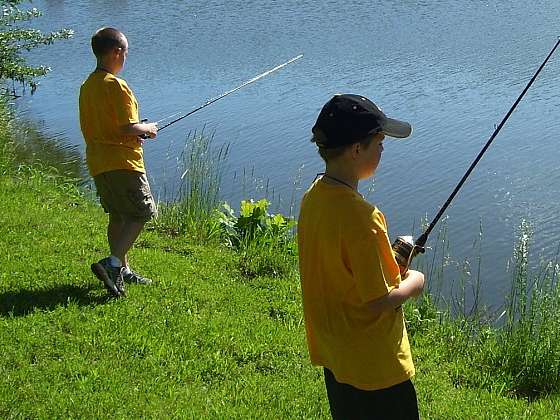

{"left": 356, "top": 132, "right": 385, "bottom": 179}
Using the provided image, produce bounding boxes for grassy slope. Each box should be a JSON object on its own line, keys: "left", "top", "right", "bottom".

{"left": 1, "top": 169, "right": 560, "bottom": 418}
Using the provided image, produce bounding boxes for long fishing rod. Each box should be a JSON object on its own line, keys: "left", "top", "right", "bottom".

{"left": 392, "top": 38, "right": 560, "bottom": 272}
{"left": 144, "top": 54, "right": 303, "bottom": 135}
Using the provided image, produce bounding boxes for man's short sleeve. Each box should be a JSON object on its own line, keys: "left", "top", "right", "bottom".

{"left": 109, "top": 79, "right": 138, "bottom": 126}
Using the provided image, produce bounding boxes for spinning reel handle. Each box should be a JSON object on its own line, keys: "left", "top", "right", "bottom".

{"left": 391, "top": 235, "right": 425, "bottom": 275}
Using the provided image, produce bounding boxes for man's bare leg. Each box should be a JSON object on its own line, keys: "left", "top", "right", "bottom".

{"left": 107, "top": 214, "right": 144, "bottom": 265}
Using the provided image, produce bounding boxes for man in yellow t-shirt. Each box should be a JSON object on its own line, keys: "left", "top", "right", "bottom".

{"left": 79, "top": 27, "right": 158, "bottom": 298}
{"left": 298, "top": 94, "right": 425, "bottom": 419}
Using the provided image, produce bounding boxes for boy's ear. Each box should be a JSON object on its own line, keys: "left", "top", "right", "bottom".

{"left": 350, "top": 142, "right": 361, "bottom": 159}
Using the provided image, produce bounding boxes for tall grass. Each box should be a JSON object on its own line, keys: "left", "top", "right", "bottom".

{"left": 412, "top": 219, "right": 560, "bottom": 400}
{"left": 153, "top": 130, "right": 229, "bottom": 241}
{"left": 482, "top": 220, "right": 560, "bottom": 398}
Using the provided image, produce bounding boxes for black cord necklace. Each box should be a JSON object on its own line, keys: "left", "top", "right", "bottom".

{"left": 318, "top": 172, "right": 356, "bottom": 191}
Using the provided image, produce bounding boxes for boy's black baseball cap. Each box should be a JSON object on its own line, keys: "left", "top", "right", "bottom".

{"left": 312, "top": 94, "right": 412, "bottom": 149}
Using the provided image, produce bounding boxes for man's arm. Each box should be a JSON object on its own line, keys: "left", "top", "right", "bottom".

{"left": 120, "top": 122, "right": 158, "bottom": 138}
{"left": 366, "top": 269, "right": 425, "bottom": 316}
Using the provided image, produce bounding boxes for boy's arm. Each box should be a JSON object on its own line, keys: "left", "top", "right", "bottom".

{"left": 120, "top": 122, "right": 158, "bottom": 139}
{"left": 366, "top": 269, "right": 424, "bottom": 316}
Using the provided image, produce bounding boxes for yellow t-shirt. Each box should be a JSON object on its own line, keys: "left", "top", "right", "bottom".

{"left": 297, "top": 178, "right": 415, "bottom": 391}
{"left": 79, "top": 71, "right": 144, "bottom": 176}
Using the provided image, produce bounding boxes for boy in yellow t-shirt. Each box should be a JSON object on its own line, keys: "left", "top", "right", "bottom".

{"left": 79, "top": 27, "right": 158, "bottom": 298}
{"left": 298, "top": 94, "right": 425, "bottom": 419}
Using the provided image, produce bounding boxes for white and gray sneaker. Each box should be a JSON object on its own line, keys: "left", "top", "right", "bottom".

{"left": 91, "top": 257, "right": 126, "bottom": 298}
{"left": 123, "top": 269, "right": 153, "bottom": 285}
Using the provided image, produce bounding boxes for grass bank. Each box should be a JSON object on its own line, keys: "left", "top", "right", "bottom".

{"left": 1, "top": 105, "right": 560, "bottom": 418}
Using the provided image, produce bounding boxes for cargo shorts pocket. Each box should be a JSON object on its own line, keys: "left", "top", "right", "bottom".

{"left": 126, "top": 181, "right": 157, "bottom": 221}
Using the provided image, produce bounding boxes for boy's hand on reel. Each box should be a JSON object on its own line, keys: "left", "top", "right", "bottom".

{"left": 392, "top": 236, "right": 425, "bottom": 276}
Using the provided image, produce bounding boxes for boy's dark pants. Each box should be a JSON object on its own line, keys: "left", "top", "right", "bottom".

{"left": 324, "top": 368, "right": 419, "bottom": 420}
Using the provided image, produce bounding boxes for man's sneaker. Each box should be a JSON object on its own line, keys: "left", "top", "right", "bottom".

{"left": 123, "top": 270, "right": 153, "bottom": 285}
{"left": 114, "top": 270, "right": 126, "bottom": 296}
{"left": 91, "top": 257, "right": 126, "bottom": 298}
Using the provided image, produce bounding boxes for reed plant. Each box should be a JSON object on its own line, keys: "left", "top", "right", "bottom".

{"left": 473, "top": 220, "right": 560, "bottom": 398}
{"left": 415, "top": 220, "right": 560, "bottom": 399}
{"left": 153, "top": 130, "right": 229, "bottom": 242}
{"left": 0, "top": 104, "right": 12, "bottom": 174}
{"left": 153, "top": 131, "right": 298, "bottom": 278}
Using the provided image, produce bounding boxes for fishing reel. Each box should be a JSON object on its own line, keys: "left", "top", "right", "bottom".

{"left": 391, "top": 235, "right": 425, "bottom": 275}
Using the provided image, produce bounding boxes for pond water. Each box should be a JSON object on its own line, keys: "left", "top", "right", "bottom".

{"left": 21, "top": 0, "right": 560, "bottom": 307}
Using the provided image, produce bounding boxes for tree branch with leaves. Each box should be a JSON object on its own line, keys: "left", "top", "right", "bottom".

{"left": 0, "top": 0, "right": 73, "bottom": 95}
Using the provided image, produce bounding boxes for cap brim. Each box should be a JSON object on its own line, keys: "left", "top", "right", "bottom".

{"left": 381, "top": 117, "right": 412, "bottom": 139}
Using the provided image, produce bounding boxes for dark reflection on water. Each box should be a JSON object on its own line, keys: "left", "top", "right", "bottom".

{"left": 18, "top": 0, "right": 560, "bottom": 307}
{"left": 9, "top": 110, "right": 85, "bottom": 180}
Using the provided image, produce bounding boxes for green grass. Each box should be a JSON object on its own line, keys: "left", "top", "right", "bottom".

{"left": 0, "top": 170, "right": 328, "bottom": 418}
{"left": 2, "top": 107, "right": 560, "bottom": 418}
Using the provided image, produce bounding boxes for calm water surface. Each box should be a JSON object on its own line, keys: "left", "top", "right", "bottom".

{"left": 23, "top": 0, "right": 560, "bottom": 307}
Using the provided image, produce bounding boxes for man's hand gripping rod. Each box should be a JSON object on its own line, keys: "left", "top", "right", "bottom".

{"left": 392, "top": 38, "right": 560, "bottom": 274}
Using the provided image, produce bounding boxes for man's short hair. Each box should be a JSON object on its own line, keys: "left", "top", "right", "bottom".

{"left": 91, "top": 27, "right": 126, "bottom": 58}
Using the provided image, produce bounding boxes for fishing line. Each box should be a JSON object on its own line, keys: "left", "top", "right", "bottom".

{"left": 147, "top": 54, "right": 304, "bottom": 135}
{"left": 393, "top": 38, "right": 560, "bottom": 272}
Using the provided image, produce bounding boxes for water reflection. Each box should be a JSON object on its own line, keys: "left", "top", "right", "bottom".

{"left": 10, "top": 109, "right": 85, "bottom": 180}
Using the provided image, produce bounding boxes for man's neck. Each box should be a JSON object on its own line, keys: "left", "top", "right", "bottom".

{"left": 95, "top": 60, "right": 117, "bottom": 75}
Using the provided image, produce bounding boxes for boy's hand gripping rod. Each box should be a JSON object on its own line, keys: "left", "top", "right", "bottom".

{"left": 140, "top": 54, "right": 304, "bottom": 137}
{"left": 392, "top": 38, "right": 560, "bottom": 274}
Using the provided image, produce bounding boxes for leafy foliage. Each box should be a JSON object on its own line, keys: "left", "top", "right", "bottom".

{"left": 216, "top": 199, "right": 297, "bottom": 277}
{"left": 0, "top": 0, "right": 73, "bottom": 94}
{"left": 217, "top": 199, "right": 295, "bottom": 248}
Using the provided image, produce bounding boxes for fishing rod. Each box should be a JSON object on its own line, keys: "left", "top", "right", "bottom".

{"left": 392, "top": 38, "right": 560, "bottom": 273}
{"left": 141, "top": 54, "right": 303, "bottom": 137}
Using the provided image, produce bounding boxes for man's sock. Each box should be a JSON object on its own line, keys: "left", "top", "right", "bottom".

{"left": 122, "top": 266, "right": 132, "bottom": 276}
{"left": 108, "top": 255, "right": 122, "bottom": 267}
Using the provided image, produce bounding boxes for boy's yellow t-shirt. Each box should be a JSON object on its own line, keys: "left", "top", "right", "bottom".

{"left": 79, "top": 71, "right": 144, "bottom": 176}
{"left": 297, "top": 178, "right": 415, "bottom": 391}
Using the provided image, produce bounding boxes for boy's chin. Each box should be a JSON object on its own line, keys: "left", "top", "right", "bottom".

{"left": 360, "top": 169, "right": 376, "bottom": 180}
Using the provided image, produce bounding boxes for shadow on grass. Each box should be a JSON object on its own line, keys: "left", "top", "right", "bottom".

{"left": 0, "top": 284, "right": 111, "bottom": 317}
